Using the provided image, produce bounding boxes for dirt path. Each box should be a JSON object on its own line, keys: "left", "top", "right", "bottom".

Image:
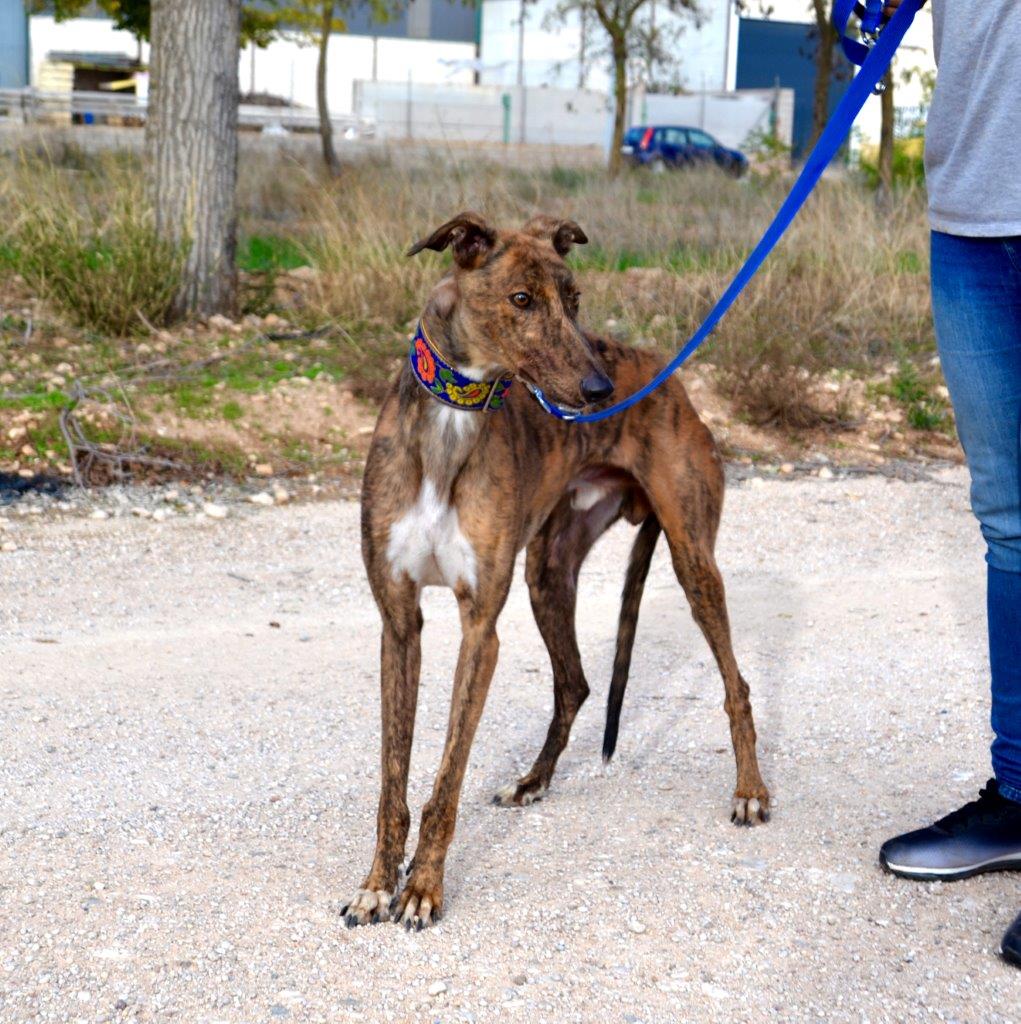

{"left": 1, "top": 468, "right": 1018, "bottom": 1023}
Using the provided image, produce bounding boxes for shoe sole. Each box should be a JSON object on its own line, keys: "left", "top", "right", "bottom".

{"left": 1002, "top": 943, "right": 1021, "bottom": 969}
{"left": 881, "top": 850, "right": 1021, "bottom": 882}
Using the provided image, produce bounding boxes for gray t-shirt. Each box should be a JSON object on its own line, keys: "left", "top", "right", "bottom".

{"left": 926, "top": 0, "right": 1021, "bottom": 236}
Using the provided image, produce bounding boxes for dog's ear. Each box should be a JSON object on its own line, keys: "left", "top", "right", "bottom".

{"left": 406, "top": 212, "right": 496, "bottom": 269}
{"left": 522, "top": 215, "right": 588, "bottom": 256}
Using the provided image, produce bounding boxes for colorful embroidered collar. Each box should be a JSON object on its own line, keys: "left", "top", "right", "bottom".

{"left": 409, "top": 321, "right": 514, "bottom": 412}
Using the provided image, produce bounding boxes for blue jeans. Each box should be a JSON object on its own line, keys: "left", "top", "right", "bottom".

{"left": 931, "top": 231, "right": 1021, "bottom": 803}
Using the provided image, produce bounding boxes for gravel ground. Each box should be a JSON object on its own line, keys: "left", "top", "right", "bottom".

{"left": 1, "top": 466, "right": 1019, "bottom": 1024}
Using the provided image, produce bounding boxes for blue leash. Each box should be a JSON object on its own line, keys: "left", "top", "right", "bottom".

{"left": 530, "top": 0, "right": 921, "bottom": 423}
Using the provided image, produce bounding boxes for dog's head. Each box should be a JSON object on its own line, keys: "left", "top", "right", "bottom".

{"left": 408, "top": 212, "right": 613, "bottom": 411}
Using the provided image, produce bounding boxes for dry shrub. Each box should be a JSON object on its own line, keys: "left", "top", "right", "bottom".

{"left": 0, "top": 154, "right": 183, "bottom": 336}
{"left": 283, "top": 157, "right": 932, "bottom": 428}
{"left": 0, "top": 141, "right": 934, "bottom": 427}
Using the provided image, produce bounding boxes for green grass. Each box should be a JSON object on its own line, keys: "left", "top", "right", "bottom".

{"left": 888, "top": 363, "right": 951, "bottom": 434}
{"left": 237, "top": 235, "right": 309, "bottom": 273}
{"left": 572, "top": 245, "right": 738, "bottom": 274}
{"left": 221, "top": 400, "right": 244, "bottom": 421}
{"left": 0, "top": 389, "right": 71, "bottom": 412}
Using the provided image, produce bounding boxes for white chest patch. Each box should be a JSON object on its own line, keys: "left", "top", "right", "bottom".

{"left": 386, "top": 479, "right": 478, "bottom": 590}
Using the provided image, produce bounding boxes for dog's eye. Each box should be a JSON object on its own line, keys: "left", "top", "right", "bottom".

{"left": 510, "top": 292, "right": 531, "bottom": 309}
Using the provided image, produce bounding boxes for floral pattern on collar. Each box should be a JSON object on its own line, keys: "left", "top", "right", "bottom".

{"left": 409, "top": 322, "right": 513, "bottom": 412}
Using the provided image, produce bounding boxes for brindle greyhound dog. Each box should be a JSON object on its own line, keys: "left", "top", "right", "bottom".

{"left": 343, "top": 212, "right": 769, "bottom": 930}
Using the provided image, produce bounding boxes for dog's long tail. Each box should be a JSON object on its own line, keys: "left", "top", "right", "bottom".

{"left": 603, "top": 513, "right": 662, "bottom": 762}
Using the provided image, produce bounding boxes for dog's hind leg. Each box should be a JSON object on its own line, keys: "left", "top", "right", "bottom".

{"left": 342, "top": 580, "right": 423, "bottom": 927}
{"left": 494, "top": 492, "right": 622, "bottom": 807}
{"left": 641, "top": 447, "right": 770, "bottom": 826}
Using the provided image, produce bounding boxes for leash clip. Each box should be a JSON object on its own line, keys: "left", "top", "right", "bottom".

{"left": 853, "top": 0, "right": 888, "bottom": 92}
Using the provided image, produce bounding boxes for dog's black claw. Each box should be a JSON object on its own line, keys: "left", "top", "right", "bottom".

{"left": 415, "top": 918, "right": 425, "bottom": 932}
{"left": 344, "top": 915, "right": 358, "bottom": 929}
{"left": 492, "top": 795, "right": 501, "bottom": 805}
{"left": 388, "top": 895, "right": 400, "bottom": 916}
{"left": 404, "top": 918, "right": 413, "bottom": 932}
{"left": 340, "top": 904, "right": 349, "bottom": 917}
{"left": 371, "top": 912, "right": 381, "bottom": 925}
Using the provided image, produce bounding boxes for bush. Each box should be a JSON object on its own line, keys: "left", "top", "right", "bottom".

{"left": 859, "top": 137, "right": 925, "bottom": 189}
{"left": 0, "top": 158, "right": 184, "bottom": 336}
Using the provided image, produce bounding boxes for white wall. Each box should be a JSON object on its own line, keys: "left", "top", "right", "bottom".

{"left": 28, "top": 15, "right": 475, "bottom": 115}
{"left": 243, "top": 35, "right": 475, "bottom": 115}
{"left": 355, "top": 79, "right": 611, "bottom": 145}
{"left": 29, "top": 15, "right": 148, "bottom": 85}
{"left": 642, "top": 87, "right": 794, "bottom": 150}
{"left": 478, "top": 0, "right": 738, "bottom": 95}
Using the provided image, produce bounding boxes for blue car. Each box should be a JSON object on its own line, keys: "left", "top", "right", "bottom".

{"left": 621, "top": 125, "right": 748, "bottom": 177}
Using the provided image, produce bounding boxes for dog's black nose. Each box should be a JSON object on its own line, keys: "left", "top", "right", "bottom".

{"left": 580, "top": 372, "right": 614, "bottom": 404}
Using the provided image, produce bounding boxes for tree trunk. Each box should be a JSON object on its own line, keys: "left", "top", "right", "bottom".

{"left": 317, "top": 0, "right": 339, "bottom": 175}
{"left": 608, "top": 33, "right": 628, "bottom": 176}
{"left": 878, "top": 66, "right": 895, "bottom": 199}
{"left": 147, "top": 0, "right": 240, "bottom": 319}
{"left": 808, "top": 0, "right": 837, "bottom": 152}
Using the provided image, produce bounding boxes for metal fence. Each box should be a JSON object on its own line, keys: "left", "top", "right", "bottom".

{"left": 0, "top": 87, "right": 376, "bottom": 137}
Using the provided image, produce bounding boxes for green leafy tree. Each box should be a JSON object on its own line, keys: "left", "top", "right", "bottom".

{"left": 35, "top": 0, "right": 278, "bottom": 46}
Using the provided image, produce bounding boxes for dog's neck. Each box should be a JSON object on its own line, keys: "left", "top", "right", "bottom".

{"left": 412, "top": 311, "right": 501, "bottom": 492}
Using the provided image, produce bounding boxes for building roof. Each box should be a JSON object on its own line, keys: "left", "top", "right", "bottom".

{"left": 46, "top": 51, "right": 141, "bottom": 70}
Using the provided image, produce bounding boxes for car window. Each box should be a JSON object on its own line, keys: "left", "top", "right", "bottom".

{"left": 662, "top": 128, "right": 687, "bottom": 146}
{"left": 688, "top": 129, "right": 715, "bottom": 149}
{"left": 623, "top": 128, "right": 645, "bottom": 146}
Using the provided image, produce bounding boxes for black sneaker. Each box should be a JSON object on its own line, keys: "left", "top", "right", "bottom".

{"left": 879, "top": 780, "right": 1021, "bottom": 881}
{"left": 1003, "top": 911, "right": 1021, "bottom": 968}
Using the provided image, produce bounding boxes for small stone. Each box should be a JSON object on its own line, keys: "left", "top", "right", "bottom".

{"left": 130, "top": 507, "right": 151, "bottom": 518}
{"left": 627, "top": 919, "right": 646, "bottom": 935}
{"left": 1, "top": 540, "right": 17, "bottom": 553}
{"left": 90, "top": 509, "right": 109, "bottom": 520}
{"left": 272, "top": 487, "right": 290, "bottom": 505}
{"left": 255, "top": 463, "right": 274, "bottom": 476}
{"left": 511, "top": 973, "right": 527, "bottom": 986}
{"left": 779, "top": 462, "right": 794, "bottom": 475}
{"left": 428, "top": 981, "right": 447, "bottom": 996}
{"left": 817, "top": 466, "right": 834, "bottom": 480}
{"left": 207, "top": 313, "right": 235, "bottom": 332}
{"left": 248, "top": 492, "right": 274, "bottom": 507}
{"left": 202, "top": 502, "right": 229, "bottom": 519}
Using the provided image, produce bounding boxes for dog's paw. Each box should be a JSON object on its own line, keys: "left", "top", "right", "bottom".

{"left": 731, "top": 793, "right": 770, "bottom": 826}
{"left": 340, "top": 887, "right": 392, "bottom": 928}
{"left": 390, "top": 876, "right": 443, "bottom": 931}
{"left": 492, "top": 778, "right": 548, "bottom": 807}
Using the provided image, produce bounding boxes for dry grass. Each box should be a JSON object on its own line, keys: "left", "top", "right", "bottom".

{"left": 276, "top": 156, "right": 933, "bottom": 426}
{"left": 0, "top": 153, "right": 184, "bottom": 336}
{"left": 1, "top": 143, "right": 936, "bottom": 432}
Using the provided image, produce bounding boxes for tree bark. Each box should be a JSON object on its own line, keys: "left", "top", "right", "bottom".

{"left": 878, "top": 66, "right": 895, "bottom": 198}
{"left": 317, "top": 0, "right": 339, "bottom": 175}
{"left": 608, "top": 32, "right": 628, "bottom": 176}
{"left": 147, "top": 0, "right": 240, "bottom": 319}
{"left": 808, "top": 0, "right": 837, "bottom": 152}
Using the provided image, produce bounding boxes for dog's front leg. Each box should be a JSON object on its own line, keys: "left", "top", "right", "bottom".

{"left": 343, "top": 592, "right": 422, "bottom": 927}
{"left": 393, "top": 589, "right": 504, "bottom": 930}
